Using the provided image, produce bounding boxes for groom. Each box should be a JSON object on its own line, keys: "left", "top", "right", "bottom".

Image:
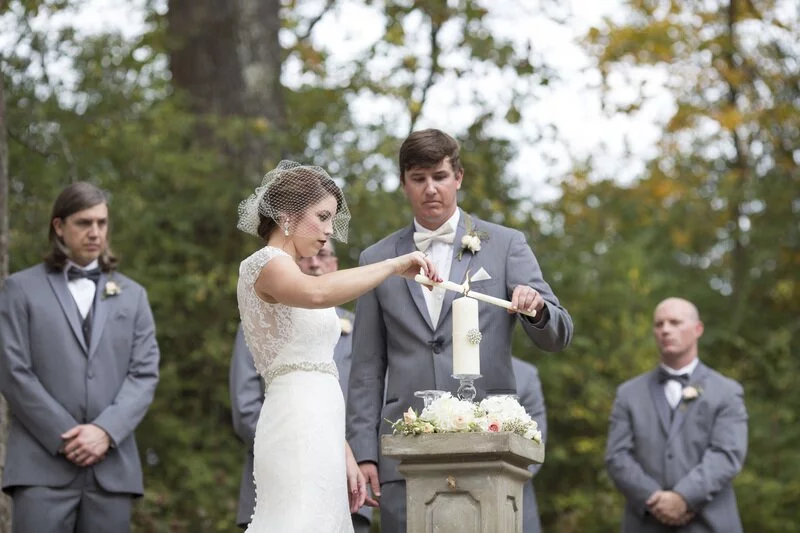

{"left": 605, "top": 297, "right": 748, "bottom": 532}
{"left": 346, "top": 128, "right": 573, "bottom": 533}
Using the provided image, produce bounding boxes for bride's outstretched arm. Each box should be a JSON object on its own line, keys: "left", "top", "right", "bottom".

{"left": 254, "top": 251, "right": 440, "bottom": 309}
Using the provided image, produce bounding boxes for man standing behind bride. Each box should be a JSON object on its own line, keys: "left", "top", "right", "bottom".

{"left": 235, "top": 160, "right": 441, "bottom": 532}
{"left": 346, "top": 129, "right": 574, "bottom": 533}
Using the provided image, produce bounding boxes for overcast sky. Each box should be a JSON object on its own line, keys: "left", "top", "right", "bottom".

{"left": 4, "top": 0, "right": 679, "bottom": 201}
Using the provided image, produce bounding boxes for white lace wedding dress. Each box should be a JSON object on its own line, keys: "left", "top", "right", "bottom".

{"left": 238, "top": 246, "right": 354, "bottom": 533}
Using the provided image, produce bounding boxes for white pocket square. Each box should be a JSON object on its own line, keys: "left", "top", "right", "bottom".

{"left": 470, "top": 267, "right": 492, "bottom": 282}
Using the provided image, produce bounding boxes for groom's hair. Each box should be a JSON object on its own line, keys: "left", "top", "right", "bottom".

{"left": 44, "top": 182, "right": 119, "bottom": 272}
{"left": 399, "top": 129, "right": 463, "bottom": 181}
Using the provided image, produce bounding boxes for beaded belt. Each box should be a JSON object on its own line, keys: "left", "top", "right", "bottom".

{"left": 265, "top": 361, "right": 339, "bottom": 385}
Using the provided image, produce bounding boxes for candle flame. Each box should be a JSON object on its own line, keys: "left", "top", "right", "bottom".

{"left": 462, "top": 269, "right": 471, "bottom": 295}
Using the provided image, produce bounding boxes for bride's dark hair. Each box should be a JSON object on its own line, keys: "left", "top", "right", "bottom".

{"left": 256, "top": 168, "right": 345, "bottom": 240}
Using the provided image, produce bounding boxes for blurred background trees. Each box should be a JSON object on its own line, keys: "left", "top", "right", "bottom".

{"left": 1, "top": 0, "right": 797, "bottom": 531}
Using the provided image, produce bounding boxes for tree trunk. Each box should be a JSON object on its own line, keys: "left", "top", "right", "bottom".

{"left": 167, "top": 0, "right": 247, "bottom": 116}
{"left": 166, "top": 0, "right": 287, "bottom": 168}
{"left": 0, "top": 69, "right": 14, "bottom": 533}
{"left": 238, "top": 0, "right": 287, "bottom": 135}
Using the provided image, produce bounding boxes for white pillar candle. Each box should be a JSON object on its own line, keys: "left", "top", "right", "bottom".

{"left": 452, "top": 295, "right": 481, "bottom": 375}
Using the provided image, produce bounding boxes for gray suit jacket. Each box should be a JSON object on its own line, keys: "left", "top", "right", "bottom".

{"left": 0, "top": 264, "right": 160, "bottom": 495}
{"left": 512, "top": 357, "right": 546, "bottom": 533}
{"left": 229, "top": 308, "right": 371, "bottom": 528}
{"left": 605, "top": 362, "right": 748, "bottom": 533}
{"left": 346, "top": 209, "right": 573, "bottom": 485}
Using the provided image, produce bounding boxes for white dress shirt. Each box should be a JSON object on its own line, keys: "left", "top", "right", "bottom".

{"left": 66, "top": 259, "right": 99, "bottom": 319}
{"left": 660, "top": 358, "right": 699, "bottom": 409}
{"left": 414, "top": 210, "right": 460, "bottom": 327}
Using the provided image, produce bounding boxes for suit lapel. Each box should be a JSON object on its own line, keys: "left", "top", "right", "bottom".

{"left": 668, "top": 363, "right": 708, "bottom": 443}
{"left": 648, "top": 370, "right": 671, "bottom": 436}
{"left": 438, "top": 209, "right": 474, "bottom": 328}
{"left": 88, "top": 273, "right": 111, "bottom": 359}
{"left": 47, "top": 269, "right": 89, "bottom": 354}
{"left": 397, "top": 226, "right": 435, "bottom": 331}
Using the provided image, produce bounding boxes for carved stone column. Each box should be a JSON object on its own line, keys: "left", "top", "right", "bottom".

{"left": 382, "top": 433, "right": 544, "bottom": 533}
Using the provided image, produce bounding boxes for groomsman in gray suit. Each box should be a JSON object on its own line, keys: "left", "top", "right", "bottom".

{"left": 0, "top": 182, "right": 160, "bottom": 533}
{"left": 346, "top": 129, "right": 573, "bottom": 533}
{"left": 229, "top": 241, "right": 372, "bottom": 532}
{"left": 605, "top": 297, "right": 748, "bottom": 533}
{"left": 512, "top": 356, "right": 547, "bottom": 533}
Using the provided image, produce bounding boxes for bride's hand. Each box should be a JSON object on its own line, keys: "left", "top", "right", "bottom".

{"left": 392, "top": 251, "right": 442, "bottom": 285}
{"left": 346, "top": 443, "right": 367, "bottom": 512}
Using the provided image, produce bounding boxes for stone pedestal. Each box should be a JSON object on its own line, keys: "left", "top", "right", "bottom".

{"left": 381, "top": 433, "right": 544, "bottom": 533}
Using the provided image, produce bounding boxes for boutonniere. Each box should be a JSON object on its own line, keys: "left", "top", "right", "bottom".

{"left": 457, "top": 215, "right": 489, "bottom": 260}
{"left": 103, "top": 276, "right": 122, "bottom": 299}
{"left": 339, "top": 317, "right": 353, "bottom": 335}
{"left": 679, "top": 384, "right": 703, "bottom": 410}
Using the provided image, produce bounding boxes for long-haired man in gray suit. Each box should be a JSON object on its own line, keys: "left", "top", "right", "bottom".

{"left": 346, "top": 129, "right": 573, "bottom": 533}
{"left": 0, "top": 182, "right": 160, "bottom": 533}
{"left": 230, "top": 241, "right": 372, "bottom": 531}
{"left": 605, "top": 297, "right": 748, "bottom": 532}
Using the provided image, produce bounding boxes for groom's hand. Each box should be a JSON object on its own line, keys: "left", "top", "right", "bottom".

{"left": 510, "top": 285, "right": 545, "bottom": 321}
{"left": 359, "top": 462, "right": 381, "bottom": 507}
{"left": 61, "top": 424, "right": 111, "bottom": 467}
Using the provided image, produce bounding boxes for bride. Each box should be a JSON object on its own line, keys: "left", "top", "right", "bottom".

{"left": 236, "top": 161, "right": 440, "bottom": 532}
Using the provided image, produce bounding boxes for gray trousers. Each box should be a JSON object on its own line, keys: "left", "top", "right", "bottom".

{"left": 11, "top": 468, "right": 133, "bottom": 533}
{"left": 378, "top": 481, "right": 406, "bottom": 533}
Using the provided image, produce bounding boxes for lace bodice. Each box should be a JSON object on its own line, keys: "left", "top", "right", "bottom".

{"left": 237, "top": 246, "right": 341, "bottom": 381}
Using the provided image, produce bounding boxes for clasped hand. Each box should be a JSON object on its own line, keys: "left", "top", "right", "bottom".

{"left": 61, "top": 424, "right": 111, "bottom": 467}
{"left": 647, "top": 490, "right": 694, "bottom": 526}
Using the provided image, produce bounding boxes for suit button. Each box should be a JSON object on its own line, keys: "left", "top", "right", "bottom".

{"left": 667, "top": 453, "right": 673, "bottom": 459}
{"left": 433, "top": 346, "right": 441, "bottom": 354}
{"left": 88, "top": 371, "right": 94, "bottom": 379}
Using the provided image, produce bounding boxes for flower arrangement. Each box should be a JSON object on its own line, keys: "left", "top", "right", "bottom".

{"left": 391, "top": 393, "right": 542, "bottom": 443}
{"left": 457, "top": 215, "right": 489, "bottom": 260}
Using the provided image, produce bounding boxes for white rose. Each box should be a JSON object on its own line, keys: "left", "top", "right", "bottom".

{"left": 468, "top": 235, "right": 482, "bottom": 252}
{"left": 403, "top": 408, "right": 417, "bottom": 424}
{"left": 424, "top": 395, "right": 476, "bottom": 432}
{"left": 682, "top": 386, "right": 700, "bottom": 400}
{"left": 480, "top": 396, "right": 529, "bottom": 423}
{"left": 525, "top": 428, "right": 542, "bottom": 443}
{"left": 461, "top": 235, "right": 472, "bottom": 247}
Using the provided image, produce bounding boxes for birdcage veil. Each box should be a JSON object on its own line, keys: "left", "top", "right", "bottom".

{"left": 237, "top": 160, "right": 350, "bottom": 242}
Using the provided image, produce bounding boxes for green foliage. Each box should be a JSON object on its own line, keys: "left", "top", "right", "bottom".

{"left": 3, "top": 0, "right": 797, "bottom": 531}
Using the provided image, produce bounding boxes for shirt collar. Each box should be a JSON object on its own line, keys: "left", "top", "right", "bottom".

{"left": 413, "top": 209, "right": 461, "bottom": 234}
{"left": 64, "top": 259, "right": 100, "bottom": 273}
{"left": 660, "top": 357, "right": 699, "bottom": 376}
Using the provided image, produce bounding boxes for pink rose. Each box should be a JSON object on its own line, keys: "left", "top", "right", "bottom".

{"left": 488, "top": 421, "right": 500, "bottom": 432}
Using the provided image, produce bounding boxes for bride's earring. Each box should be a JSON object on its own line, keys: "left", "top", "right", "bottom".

{"left": 284, "top": 222, "right": 290, "bottom": 236}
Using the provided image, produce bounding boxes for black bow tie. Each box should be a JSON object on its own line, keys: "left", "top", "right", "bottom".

{"left": 657, "top": 368, "right": 691, "bottom": 386}
{"left": 67, "top": 266, "right": 101, "bottom": 284}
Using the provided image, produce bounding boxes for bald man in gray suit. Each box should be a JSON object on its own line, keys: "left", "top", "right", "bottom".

{"left": 606, "top": 298, "right": 748, "bottom": 532}
{"left": 230, "top": 242, "right": 371, "bottom": 531}
{"left": 0, "top": 182, "right": 160, "bottom": 533}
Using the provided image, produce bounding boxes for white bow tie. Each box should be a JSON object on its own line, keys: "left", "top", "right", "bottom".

{"left": 413, "top": 223, "right": 455, "bottom": 252}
